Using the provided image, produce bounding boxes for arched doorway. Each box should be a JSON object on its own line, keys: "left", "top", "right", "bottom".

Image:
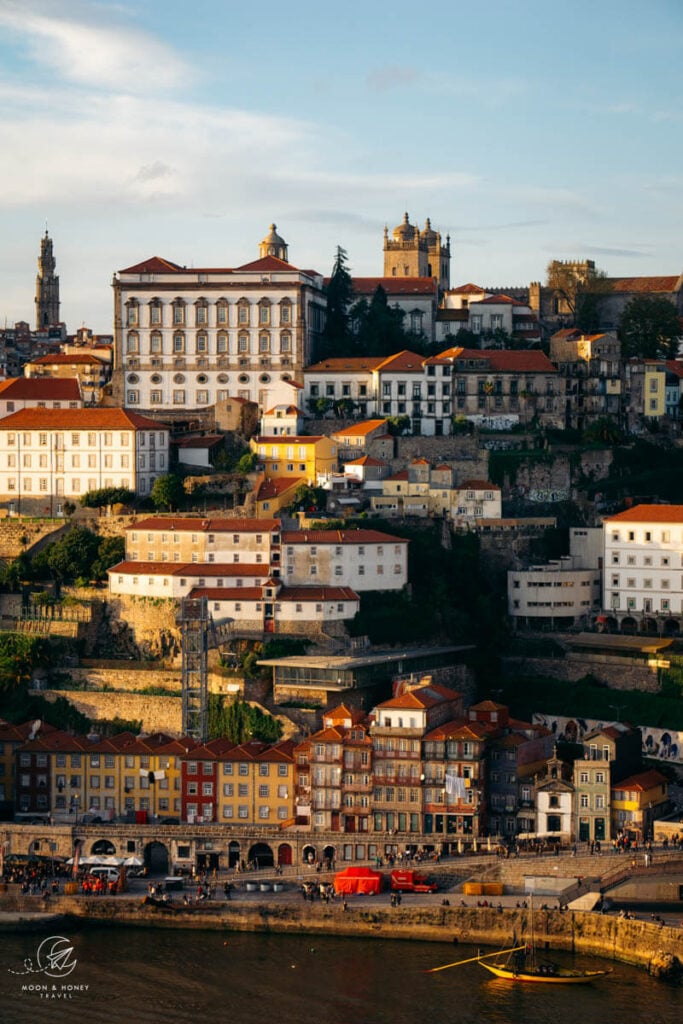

{"left": 620, "top": 616, "right": 637, "bottom": 634}
{"left": 663, "top": 618, "right": 680, "bottom": 636}
{"left": 228, "top": 840, "right": 241, "bottom": 868}
{"left": 248, "top": 843, "right": 274, "bottom": 870}
{"left": 144, "top": 841, "right": 168, "bottom": 875}
{"left": 302, "top": 844, "right": 316, "bottom": 866}
{"left": 641, "top": 617, "right": 658, "bottom": 635}
{"left": 277, "top": 843, "right": 292, "bottom": 867}
{"left": 91, "top": 839, "right": 116, "bottom": 856}
{"left": 322, "top": 845, "right": 336, "bottom": 869}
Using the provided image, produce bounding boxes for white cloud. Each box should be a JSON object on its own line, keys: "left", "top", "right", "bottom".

{"left": 0, "top": 0, "right": 190, "bottom": 92}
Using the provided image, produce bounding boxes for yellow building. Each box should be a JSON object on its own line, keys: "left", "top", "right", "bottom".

{"left": 253, "top": 475, "right": 304, "bottom": 518}
{"left": 215, "top": 740, "right": 295, "bottom": 826}
{"left": 251, "top": 434, "right": 337, "bottom": 484}
{"left": 611, "top": 768, "right": 668, "bottom": 839}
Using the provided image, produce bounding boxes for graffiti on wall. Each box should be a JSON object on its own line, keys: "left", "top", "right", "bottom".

{"left": 533, "top": 713, "right": 682, "bottom": 765}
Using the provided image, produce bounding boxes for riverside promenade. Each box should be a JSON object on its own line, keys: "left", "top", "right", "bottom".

{"left": 2, "top": 847, "right": 682, "bottom": 978}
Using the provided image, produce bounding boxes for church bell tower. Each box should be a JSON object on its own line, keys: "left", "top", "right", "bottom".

{"left": 35, "top": 230, "right": 60, "bottom": 329}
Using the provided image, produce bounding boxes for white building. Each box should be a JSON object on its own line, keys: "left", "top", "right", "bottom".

{"left": 0, "top": 408, "right": 170, "bottom": 515}
{"left": 508, "top": 526, "right": 603, "bottom": 629}
{"left": 112, "top": 225, "right": 325, "bottom": 418}
{"left": 109, "top": 561, "right": 271, "bottom": 598}
{"left": 0, "top": 376, "right": 82, "bottom": 417}
{"left": 602, "top": 505, "right": 683, "bottom": 631}
{"left": 281, "top": 528, "right": 409, "bottom": 591}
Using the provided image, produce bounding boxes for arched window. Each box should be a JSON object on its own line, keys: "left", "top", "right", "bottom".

{"left": 148, "top": 299, "right": 162, "bottom": 326}
{"left": 126, "top": 331, "right": 139, "bottom": 353}
{"left": 259, "top": 333, "right": 270, "bottom": 353}
{"left": 150, "top": 331, "right": 162, "bottom": 354}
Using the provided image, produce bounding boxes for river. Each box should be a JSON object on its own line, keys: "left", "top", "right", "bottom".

{"left": 0, "top": 927, "right": 680, "bottom": 1024}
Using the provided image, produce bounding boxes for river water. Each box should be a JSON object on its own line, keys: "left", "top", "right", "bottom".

{"left": 0, "top": 927, "right": 680, "bottom": 1024}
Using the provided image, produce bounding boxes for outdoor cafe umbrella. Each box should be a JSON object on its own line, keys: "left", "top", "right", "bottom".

{"left": 123, "top": 857, "right": 144, "bottom": 867}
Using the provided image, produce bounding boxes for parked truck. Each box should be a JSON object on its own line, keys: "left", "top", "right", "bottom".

{"left": 389, "top": 869, "right": 437, "bottom": 893}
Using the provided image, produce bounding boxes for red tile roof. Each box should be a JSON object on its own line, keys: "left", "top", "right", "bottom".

{"left": 441, "top": 347, "right": 557, "bottom": 373}
{"left": 376, "top": 350, "right": 426, "bottom": 373}
{"left": 109, "top": 561, "right": 270, "bottom": 578}
{"left": 377, "top": 682, "right": 462, "bottom": 710}
{"left": 28, "top": 353, "right": 104, "bottom": 366}
{"left": 256, "top": 435, "right": 324, "bottom": 444}
{"left": 127, "top": 517, "right": 279, "bottom": 532}
{"left": 172, "top": 435, "right": 223, "bottom": 449}
{"left": 459, "top": 479, "right": 501, "bottom": 491}
{"left": 236, "top": 255, "right": 299, "bottom": 272}
{"left": 282, "top": 528, "right": 408, "bottom": 545}
{"left": 0, "top": 408, "right": 169, "bottom": 430}
{"left": 450, "top": 283, "right": 486, "bottom": 294}
{"left": 332, "top": 419, "right": 388, "bottom": 437}
{"left": 614, "top": 768, "right": 668, "bottom": 791}
{"left": 306, "top": 357, "right": 386, "bottom": 373}
{"left": 118, "top": 256, "right": 183, "bottom": 274}
{"left": 0, "top": 377, "right": 81, "bottom": 401}
{"left": 344, "top": 277, "right": 437, "bottom": 296}
{"left": 604, "top": 504, "right": 683, "bottom": 523}
{"left": 608, "top": 276, "right": 680, "bottom": 293}
{"left": 345, "top": 455, "right": 387, "bottom": 467}
{"left": 256, "top": 477, "right": 303, "bottom": 500}
{"left": 189, "top": 585, "right": 359, "bottom": 602}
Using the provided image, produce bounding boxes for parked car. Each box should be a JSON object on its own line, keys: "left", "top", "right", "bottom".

{"left": 88, "top": 866, "right": 120, "bottom": 884}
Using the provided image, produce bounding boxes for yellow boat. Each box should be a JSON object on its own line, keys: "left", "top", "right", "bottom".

{"left": 478, "top": 954, "right": 611, "bottom": 984}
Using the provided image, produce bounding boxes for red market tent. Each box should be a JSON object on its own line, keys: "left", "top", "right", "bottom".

{"left": 333, "top": 866, "right": 383, "bottom": 895}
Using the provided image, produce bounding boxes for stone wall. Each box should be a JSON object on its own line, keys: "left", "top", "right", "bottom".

{"left": 502, "top": 653, "right": 661, "bottom": 693}
{"left": 108, "top": 594, "right": 181, "bottom": 659}
{"left": 40, "top": 688, "right": 182, "bottom": 733}
{"left": 0, "top": 519, "right": 68, "bottom": 561}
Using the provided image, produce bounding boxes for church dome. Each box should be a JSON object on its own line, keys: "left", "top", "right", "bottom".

{"left": 259, "top": 223, "right": 288, "bottom": 261}
{"left": 392, "top": 212, "right": 415, "bottom": 241}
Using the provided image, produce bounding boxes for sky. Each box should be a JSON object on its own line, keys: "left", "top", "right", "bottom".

{"left": 0, "top": 0, "right": 682, "bottom": 333}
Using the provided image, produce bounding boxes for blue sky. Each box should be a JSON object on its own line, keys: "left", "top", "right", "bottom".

{"left": 0, "top": 0, "right": 681, "bottom": 332}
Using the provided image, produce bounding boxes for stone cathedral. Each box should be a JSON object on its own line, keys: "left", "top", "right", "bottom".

{"left": 35, "top": 230, "right": 60, "bottom": 329}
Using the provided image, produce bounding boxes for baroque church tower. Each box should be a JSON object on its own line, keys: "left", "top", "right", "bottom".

{"left": 383, "top": 213, "right": 451, "bottom": 292}
{"left": 35, "top": 230, "right": 60, "bottom": 329}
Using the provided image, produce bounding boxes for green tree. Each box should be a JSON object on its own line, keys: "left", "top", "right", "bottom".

{"left": 80, "top": 487, "right": 135, "bottom": 509}
{"left": 618, "top": 296, "right": 682, "bottom": 359}
{"left": 546, "top": 260, "right": 611, "bottom": 331}
{"left": 386, "top": 415, "right": 411, "bottom": 436}
{"left": 150, "top": 473, "right": 185, "bottom": 511}
{"left": 235, "top": 452, "right": 257, "bottom": 474}
{"left": 320, "top": 246, "right": 354, "bottom": 358}
{"left": 33, "top": 527, "right": 101, "bottom": 584}
{"left": 90, "top": 536, "right": 126, "bottom": 580}
{"left": 351, "top": 285, "right": 409, "bottom": 356}
{"left": 0, "top": 633, "right": 51, "bottom": 693}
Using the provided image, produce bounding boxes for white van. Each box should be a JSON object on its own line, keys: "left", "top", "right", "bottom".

{"left": 88, "top": 866, "right": 120, "bottom": 883}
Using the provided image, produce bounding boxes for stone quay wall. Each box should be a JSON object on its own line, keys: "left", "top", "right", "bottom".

{"left": 502, "top": 654, "right": 660, "bottom": 693}
{"left": 4, "top": 895, "right": 679, "bottom": 975}
{"left": 40, "top": 689, "right": 182, "bottom": 734}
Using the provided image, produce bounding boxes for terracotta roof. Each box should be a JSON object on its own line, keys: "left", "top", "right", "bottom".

{"left": 109, "top": 561, "right": 270, "bottom": 578}
{"left": 604, "top": 504, "right": 683, "bottom": 524}
{"left": 172, "top": 435, "right": 223, "bottom": 449}
{"left": 376, "top": 350, "right": 426, "bottom": 373}
{"left": 332, "top": 419, "right": 388, "bottom": 438}
{"left": 0, "top": 408, "right": 169, "bottom": 430}
{"left": 128, "top": 517, "right": 279, "bottom": 533}
{"left": 256, "top": 477, "right": 303, "bottom": 500}
{"left": 189, "top": 585, "right": 359, "bottom": 602}
{"left": 443, "top": 348, "right": 557, "bottom": 373}
{"left": 385, "top": 470, "right": 409, "bottom": 481}
{"left": 450, "top": 283, "right": 486, "bottom": 294}
{"left": 235, "top": 255, "right": 300, "bottom": 273}
{"left": 377, "top": 682, "right": 462, "bottom": 711}
{"left": 423, "top": 718, "right": 492, "bottom": 741}
{"left": 345, "top": 455, "right": 387, "bottom": 467}
{"left": 263, "top": 405, "right": 300, "bottom": 415}
{"left": 27, "top": 353, "right": 103, "bottom": 366}
{"left": 459, "top": 479, "right": 501, "bottom": 491}
{"left": 614, "top": 768, "right": 668, "bottom": 791}
{"left": 665, "top": 361, "right": 683, "bottom": 378}
{"left": 282, "top": 528, "right": 407, "bottom": 545}
{"left": 608, "top": 276, "right": 680, "bottom": 293}
{"left": 474, "top": 294, "right": 517, "bottom": 305}
{"left": 344, "top": 277, "right": 437, "bottom": 297}
{"left": 0, "top": 377, "right": 81, "bottom": 401}
{"left": 306, "top": 357, "right": 385, "bottom": 373}
{"left": 118, "top": 256, "right": 184, "bottom": 274}
{"left": 255, "top": 435, "right": 324, "bottom": 445}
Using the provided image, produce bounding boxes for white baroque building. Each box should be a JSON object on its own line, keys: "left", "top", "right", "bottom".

{"left": 111, "top": 226, "right": 325, "bottom": 420}
{"left": 0, "top": 408, "right": 170, "bottom": 515}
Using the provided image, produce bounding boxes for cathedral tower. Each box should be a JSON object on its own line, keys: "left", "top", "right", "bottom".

{"left": 35, "top": 230, "right": 60, "bottom": 329}
{"left": 383, "top": 213, "right": 451, "bottom": 292}
{"left": 259, "top": 223, "right": 289, "bottom": 262}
